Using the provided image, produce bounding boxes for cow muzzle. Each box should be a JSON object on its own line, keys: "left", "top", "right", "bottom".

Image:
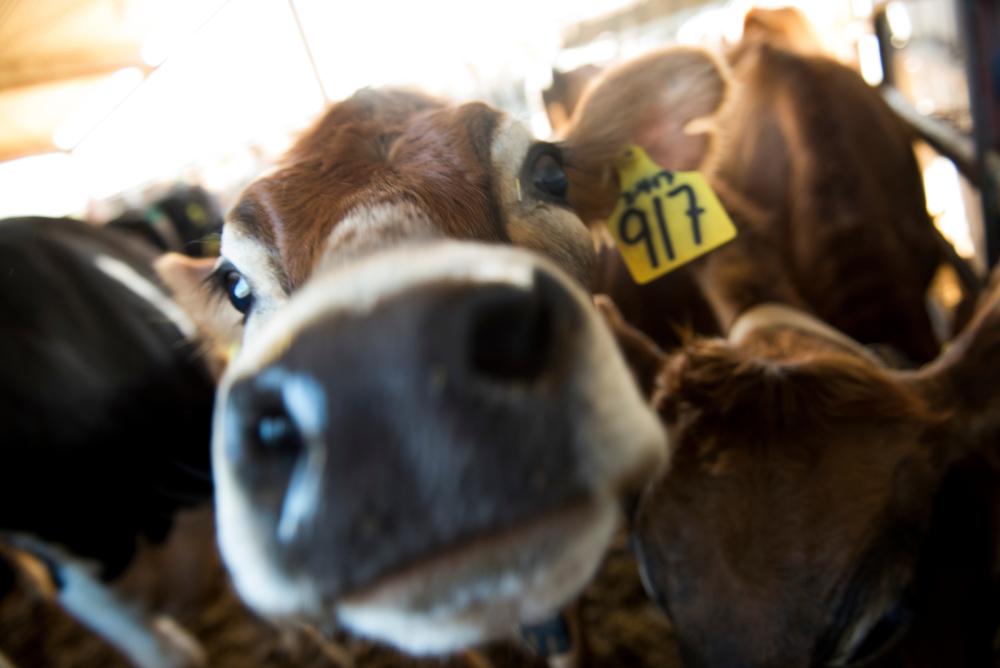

{"left": 212, "top": 241, "right": 666, "bottom": 654}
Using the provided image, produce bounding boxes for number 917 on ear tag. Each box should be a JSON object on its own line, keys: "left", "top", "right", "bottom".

{"left": 608, "top": 145, "right": 737, "bottom": 284}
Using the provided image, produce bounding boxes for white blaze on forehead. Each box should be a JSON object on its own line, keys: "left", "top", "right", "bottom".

{"left": 319, "top": 201, "right": 442, "bottom": 271}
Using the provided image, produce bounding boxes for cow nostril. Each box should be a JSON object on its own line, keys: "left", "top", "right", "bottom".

{"left": 468, "top": 286, "right": 553, "bottom": 382}
{"left": 258, "top": 413, "right": 298, "bottom": 451}
{"left": 249, "top": 402, "right": 304, "bottom": 460}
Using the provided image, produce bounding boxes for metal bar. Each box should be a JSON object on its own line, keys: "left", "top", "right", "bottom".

{"left": 959, "top": 0, "right": 1000, "bottom": 269}
{"left": 287, "top": 0, "right": 330, "bottom": 104}
{"left": 66, "top": 0, "right": 233, "bottom": 153}
{"left": 882, "top": 85, "right": 982, "bottom": 186}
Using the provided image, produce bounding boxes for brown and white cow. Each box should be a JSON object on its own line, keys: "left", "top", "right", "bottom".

{"left": 157, "top": 51, "right": 734, "bottom": 655}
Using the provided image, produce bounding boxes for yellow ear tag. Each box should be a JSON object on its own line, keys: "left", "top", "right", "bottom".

{"left": 607, "top": 145, "right": 737, "bottom": 284}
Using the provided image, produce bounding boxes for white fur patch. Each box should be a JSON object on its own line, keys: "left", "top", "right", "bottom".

{"left": 214, "top": 421, "right": 322, "bottom": 615}
{"left": 93, "top": 255, "right": 196, "bottom": 340}
{"left": 319, "top": 201, "right": 441, "bottom": 269}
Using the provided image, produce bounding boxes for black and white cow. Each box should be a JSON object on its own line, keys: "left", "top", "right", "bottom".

{"left": 0, "top": 217, "right": 216, "bottom": 667}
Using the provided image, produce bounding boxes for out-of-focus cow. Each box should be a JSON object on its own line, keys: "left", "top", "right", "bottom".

{"left": 107, "top": 184, "right": 224, "bottom": 258}
{"left": 543, "top": 30, "right": 997, "bottom": 664}
{"left": 0, "top": 217, "right": 217, "bottom": 667}
{"left": 713, "top": 10, "right": 978, "bottom": 362}
{"left": 556, "top": 7, "right": 979, "bottom": 361}
{"left": 611, "top": 221, "right": 1000, "bottom": 667}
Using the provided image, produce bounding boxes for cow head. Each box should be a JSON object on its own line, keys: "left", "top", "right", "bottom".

{"left": 631, "top": 285, "right": 1000, "bottom": 667}
{"left": 160, "top": 48, "right": 730, "bottom": 654}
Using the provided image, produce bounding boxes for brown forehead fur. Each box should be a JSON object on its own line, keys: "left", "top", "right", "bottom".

{"left": 234, "top": 88, "right": 507, "bottom": 289}
{"left": 656, "top": 330, "right": 942, "bottom": 459}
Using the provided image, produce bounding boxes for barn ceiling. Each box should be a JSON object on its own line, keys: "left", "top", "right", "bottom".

{"left": 0, "top": 0, "right": 707, "bottom": 164}
{"left": 0, "top": 0, "right": 222, "bottom": 161}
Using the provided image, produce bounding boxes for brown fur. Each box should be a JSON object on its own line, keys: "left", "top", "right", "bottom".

{"left": 658, "top": 333, "right": 941, "bottom": 442}
{"left": 236, "top": 89, "right": 509, "bottom": 289}
{"left": 625, "top": 271, "right": 1000, "bottom": 667}
{"left": 560, "top": 47, "right": 730, "bottom": 225}
{"left": 709, "top": 43, "right": 949, "bottom": 361}
{"left": 559, "top": 27, "right": 979, "bottom": 361}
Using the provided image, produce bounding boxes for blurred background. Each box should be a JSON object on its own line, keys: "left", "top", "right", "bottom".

{"left": 0, "top": 0, "right": 996, "bottom": 270}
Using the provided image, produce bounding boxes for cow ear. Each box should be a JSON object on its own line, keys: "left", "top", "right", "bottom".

{"left": 903, "top": 268, "right": 1000, "bottom": 422}
{"left": 559, "top": 47, "right": 731, "bottom": 222}
{"left": 154, "top": 253, "right": 242, "bottom": 376}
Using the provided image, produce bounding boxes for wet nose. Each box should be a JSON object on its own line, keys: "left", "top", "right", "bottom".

{"left": 220, "top": 267, "right": 593, "bottom": 596}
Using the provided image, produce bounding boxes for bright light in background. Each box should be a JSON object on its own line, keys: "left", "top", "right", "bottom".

{"left": 677, "top": 7, "right": 731, "bottom": 47}
{"left": 56, "top": 0, "right": 648, "bottom": 205}
{"left": 885, "top": 1, "right": 912, "bottom": 47}
{"left": 924, "top": 156, "right": 974, "bottom": 259}
{"left": 850, "top": 0, "right": 873, "bottom": 19}
{"left": 132, "top": 0, "right": 229, "bottom": 66}
{"left": 676, "top": 0, "right": 854, "bottom": 52}
{"left": 292, "top": 0, "right": 637, "bottom": 102}
{"left": 72, "top": 0, "right": 323, "bottom": 200}
{"left": 0, "top": 0, "right": 888, "bottom": 219}
{"left": 857, "top": 33, "right": 884, "bottom": 85}
{"left": 52, "top": 67, "right": 145, "bottom": 151}
{"left": 0, "top": 154, "right": 88, "bottom": 218}
{"left": 141, "top": 36, "right": 174, "bottom": 67}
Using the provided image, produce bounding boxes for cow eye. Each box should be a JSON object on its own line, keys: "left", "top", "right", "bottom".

{"left": 213, "top": 261, "right": 254, "bottom": 315}
{"left": 226, "top": 271, "right": 253, "bottom": 314}
{"left": 527, "top": 145, "right": 569, "bottom": 202}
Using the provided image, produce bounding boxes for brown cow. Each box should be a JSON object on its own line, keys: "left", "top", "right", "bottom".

{"left": 556, "top": 34, "right": 997, "bottom": 664}
{"left": 559, "top": 8, "right": 978, "bottom": 362}
{"left": 614, "top": 235, "right": 1000, "bottom": 666}
{"left": 159, "top": 50, "right": 733, "bottom": 657}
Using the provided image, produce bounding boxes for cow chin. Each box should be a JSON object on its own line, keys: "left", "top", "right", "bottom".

{"left": 216, "top": 478, "right": 618, "bottom": 654}
{"left": 212, "top": 242, "right": 668, "bottom": 654}
{"left": 335, "top": 495, "right": 618, "bottom": 654}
